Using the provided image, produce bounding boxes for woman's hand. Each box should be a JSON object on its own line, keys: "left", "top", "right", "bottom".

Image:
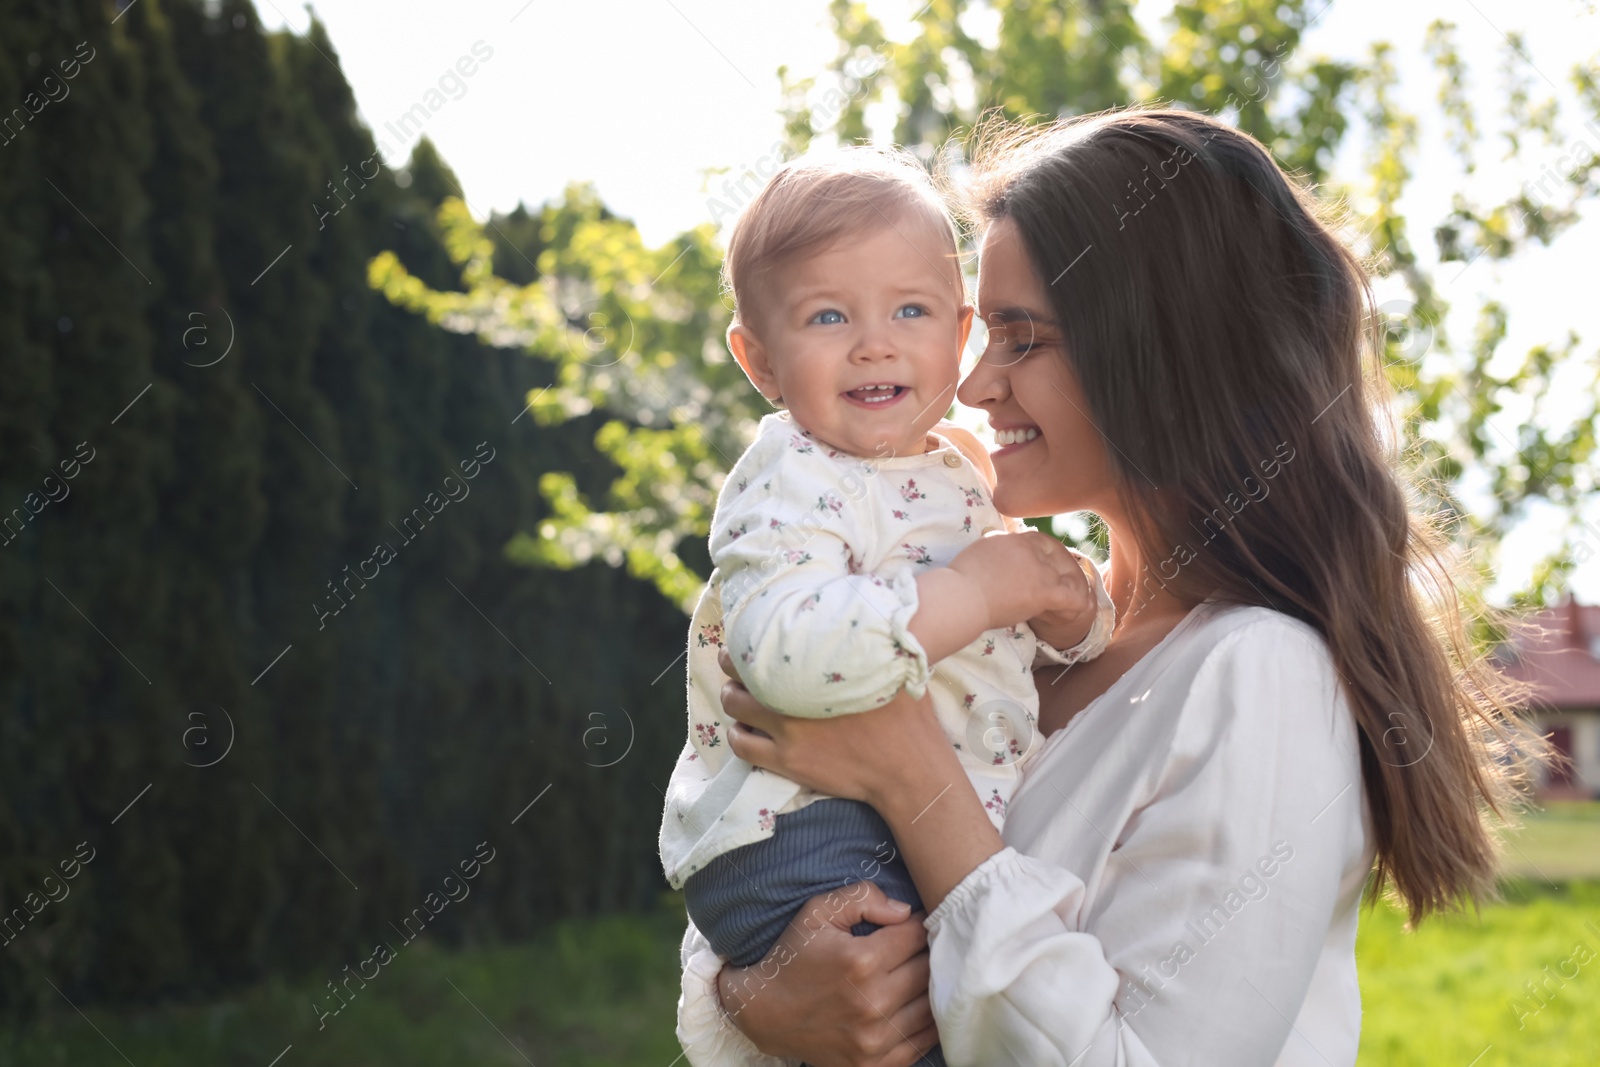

{"left": 717, "top": 648, "right": 953, "bottom": 807}
{"left": 717, "top": 881, "right": 938, "bottom": 1067}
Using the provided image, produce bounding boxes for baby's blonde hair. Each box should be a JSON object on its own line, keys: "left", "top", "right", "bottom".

{"left": 721, "top": 146, "right": 964, "bottom": 331}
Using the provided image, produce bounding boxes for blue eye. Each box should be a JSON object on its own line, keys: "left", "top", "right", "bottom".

{"left": 809, "top": 309, "right": 845, "bottom": 325}
{"left": 894, "top": 304, "right": 929, "bottom": 319}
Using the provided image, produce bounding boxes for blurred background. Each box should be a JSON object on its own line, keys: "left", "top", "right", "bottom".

{"left": 0, "top": 0, "right": 1597, "bottom": 1063}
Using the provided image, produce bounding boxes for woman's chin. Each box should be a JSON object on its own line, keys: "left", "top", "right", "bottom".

{"left": 990, "top": 485, "right": 1029, "bottom": 519}
{"left": 993, "top": 482, "right": 1074, "bottom": 522}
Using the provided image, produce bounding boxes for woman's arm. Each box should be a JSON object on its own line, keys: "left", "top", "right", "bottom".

{"left": 723, "top": 651, "right": 1005, "bottom": 913}
{"left": 699, "top": 661, "right": 1003, "bottom": 1066}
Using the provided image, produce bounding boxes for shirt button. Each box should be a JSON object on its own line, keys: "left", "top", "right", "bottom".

{"left": 943, "top": 453, "right": 961, "bottom": 468}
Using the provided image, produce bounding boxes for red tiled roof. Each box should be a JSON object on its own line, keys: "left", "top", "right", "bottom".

{"left": 1497, "top": 599, "right": 1600, "bottom": 711}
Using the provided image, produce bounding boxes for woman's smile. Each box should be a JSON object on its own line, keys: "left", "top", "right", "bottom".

{"left": 990, "top": 422, "right": 1041, "bottom": 454}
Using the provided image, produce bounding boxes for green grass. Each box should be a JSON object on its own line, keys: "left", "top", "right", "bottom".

{"left": 1357, "top": 802, "right": 1600, "bottom": 1065}
{"left": 0, "top": 910, "right": 688, "bottom": 1067}
{"left": 1357, "top": 880, "right": 1600, "bottom": 1066}
{"left": 4, "top": 805, "right": 1596, "bottom": 1064}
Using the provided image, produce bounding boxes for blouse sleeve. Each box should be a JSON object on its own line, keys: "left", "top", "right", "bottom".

{"left": 712, "top": 430, "right": 931, "bottom": 718}
{"left": 923, "top": 619, "right": 1366, "bottom": 1066}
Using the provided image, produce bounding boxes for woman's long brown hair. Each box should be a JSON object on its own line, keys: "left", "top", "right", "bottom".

{"left": 960, "top": 108, "right": 1542, "bottom": 922}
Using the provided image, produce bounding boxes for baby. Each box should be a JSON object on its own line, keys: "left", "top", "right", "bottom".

{"left": 659, "top": 148, "right": 1113, "bottom": 1059}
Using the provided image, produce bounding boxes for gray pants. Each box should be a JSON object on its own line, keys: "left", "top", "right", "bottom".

{"left": 684, "top": 798, "right": 945, "bottom": 1067}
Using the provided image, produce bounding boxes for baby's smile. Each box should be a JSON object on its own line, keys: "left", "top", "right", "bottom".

{"left": 842, "top": 383, "right": 910, "bottom": 408}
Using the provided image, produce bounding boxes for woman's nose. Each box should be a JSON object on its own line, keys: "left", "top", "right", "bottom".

{"left": 957, "top": 348, "right": 1004, "bottom": 409}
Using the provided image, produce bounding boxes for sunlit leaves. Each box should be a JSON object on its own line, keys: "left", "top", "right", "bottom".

{"left": 369, "top": 185, "right": 763, "bottom": 608}
{"left": 1425, "top": 20, "right": 1478, "bottom": 174}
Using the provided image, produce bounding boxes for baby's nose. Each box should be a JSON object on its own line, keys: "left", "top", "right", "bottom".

{"left": 849, "top": 329, "right": 898, "bottom": 361}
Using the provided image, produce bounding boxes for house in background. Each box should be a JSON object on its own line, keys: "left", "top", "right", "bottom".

{"left": 1496, "top": 597, "right": 1600, "bottom": 798}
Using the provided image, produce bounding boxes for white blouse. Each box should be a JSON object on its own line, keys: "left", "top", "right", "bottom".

{"left": 675, "top": 601, "right": 1374, "bottom": 1067}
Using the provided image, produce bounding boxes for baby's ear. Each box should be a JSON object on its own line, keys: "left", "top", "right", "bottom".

{"left": 956, "top": 303, "right": 976, "bottom": 353}
{"left": 727, "top": 323, "right": 781, "bottom": 403}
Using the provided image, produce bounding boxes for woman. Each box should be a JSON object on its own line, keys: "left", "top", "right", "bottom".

{"left": 676, "top": 108, "right": 1534, "bottom": 1067}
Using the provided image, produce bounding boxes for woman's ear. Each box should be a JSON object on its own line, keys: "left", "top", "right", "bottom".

{"left": 728, "top": 323, "right": 782, "bottom": 402}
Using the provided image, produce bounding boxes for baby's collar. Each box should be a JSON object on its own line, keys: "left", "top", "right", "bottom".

{"left": 768, "top": 411, "right": 968, "bottom": 470}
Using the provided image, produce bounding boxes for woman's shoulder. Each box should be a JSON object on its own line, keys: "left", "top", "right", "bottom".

{"left": 1010, "top": 599, "right": 1363, "bottom": 874}
{"left": 1184, "top": 601, "right": 1331, "bottom": 663}
{"left": 1070, "top": 602, "right": 1339, "bottom": 746}
{"left": 1166, "top": 602, "right": 1352, "bottom": 742}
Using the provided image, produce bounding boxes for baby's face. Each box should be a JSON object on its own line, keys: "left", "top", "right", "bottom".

{"left": 739, "top": 220, "right": 971, "bottom": 458}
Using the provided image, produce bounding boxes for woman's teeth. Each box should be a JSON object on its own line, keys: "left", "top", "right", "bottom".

{"left": 996, "top": 427, "right": 1039, "bottom": 445}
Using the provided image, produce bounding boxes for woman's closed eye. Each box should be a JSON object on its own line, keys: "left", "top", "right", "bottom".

{"left": 978, "top": 327, "right": 1053, "bottom": 366}
{"left": 984, "top": 333, "right": 1045, "bottom": 357}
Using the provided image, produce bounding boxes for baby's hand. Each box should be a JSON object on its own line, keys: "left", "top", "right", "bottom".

{"left": 948, "top": 531, "right": 1093, "bottom": 633}
{"left": 1029, "top": 591, "right": 1099, "bottom": 655}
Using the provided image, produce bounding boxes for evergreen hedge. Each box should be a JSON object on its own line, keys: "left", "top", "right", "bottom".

{"left": 0, "top": 0, "right": 683, "bottom": 1016}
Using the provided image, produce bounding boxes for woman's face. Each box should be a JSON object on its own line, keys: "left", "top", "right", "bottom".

{"left": 958, "top": 217, "right": 1116, "bottom": 518}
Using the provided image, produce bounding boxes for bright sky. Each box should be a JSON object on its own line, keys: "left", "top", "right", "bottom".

{"left": 255, "top": 0, "right": 1600, "bottom": 600}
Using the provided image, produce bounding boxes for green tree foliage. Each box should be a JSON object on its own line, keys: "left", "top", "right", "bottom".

{"left": 389, "top": 0, "right": 1597, "bottom": 612}
{"left": 0, "top": 0, "right": 684, "bottom": 1017}
{"left": 370, "top": 187, "right": 756, "bottom": 610}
